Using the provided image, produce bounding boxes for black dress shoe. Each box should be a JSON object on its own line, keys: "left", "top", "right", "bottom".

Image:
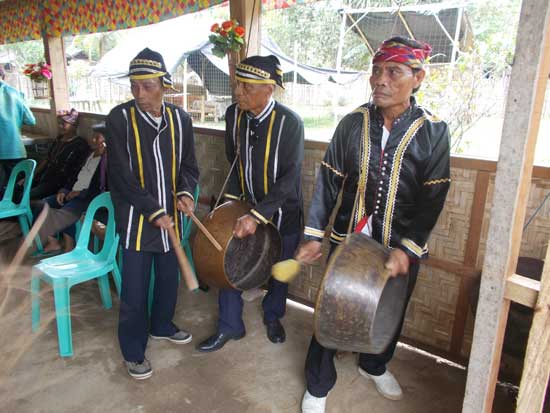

{"left": 196, "top": 331, "right": 245, "bottom": 353}
{"left": 265, "top": 319, "right": 286, "bottom": 343}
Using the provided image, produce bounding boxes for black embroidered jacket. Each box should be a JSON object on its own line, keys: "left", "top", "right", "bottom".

{"left": 224, "top": 100, "right": 304, "bottom": 236}
{"left": 106, "top": 101, "right": 199, "bottom": 253}
{"left": 304, "top": 98, "right": 451, "bottom": 259}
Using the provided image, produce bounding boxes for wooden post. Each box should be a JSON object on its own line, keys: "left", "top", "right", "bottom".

{"left": 462, "top": 0, "right": 550, "bottom": 412}
{"left": 516, "top": 243, "right": 550, "bottom": 413}
{"left": 43, "top": 36, "right": 70, "bottom": 111}
{"left": 230, "top": 0, "right": 261, "bottom": 60}
{"left": 43, "top": 36, "right": 70, "bottom": 136}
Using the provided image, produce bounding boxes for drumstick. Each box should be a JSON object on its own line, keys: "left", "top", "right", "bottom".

{"left": 188, "top": 211, "right": 223, "bottom": 252}
{"left": 173, "top": 191, "right": 223, "bottom": 251}
{"left": 166, "top": 224, "right": 199, "bottom": 292}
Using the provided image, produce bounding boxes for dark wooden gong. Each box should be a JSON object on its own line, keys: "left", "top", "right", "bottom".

{"left": 314, "top": 233, "right": 409, "bottom": 354}
{"left": 193, "top": 200, "right": 282, "bottom": 290}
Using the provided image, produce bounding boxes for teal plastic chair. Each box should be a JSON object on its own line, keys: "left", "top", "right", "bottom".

{"left": 0, "top": 159, "right": 43, "bottom": 251}
{"left": 147, "top": 184, "right": 200, "bottom": 313}
{"left": 31, "top": 192, "right": 122, "bottom": 357}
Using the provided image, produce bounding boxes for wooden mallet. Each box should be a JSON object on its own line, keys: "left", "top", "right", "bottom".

{"left": 271, "top": 258, "right": 302, "bottom": 283}
{"left": 166, "top": 224, "right": 199, "bottom": 292}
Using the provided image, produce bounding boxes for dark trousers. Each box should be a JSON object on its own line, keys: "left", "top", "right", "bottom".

{"left": 305, "top": 252, "right": 420, "bottom": 398}
{"left": 118, "top": 248, "right": 179, "bottom": 363}
{"left": 217, "top": 232, "right": 300, "bottom": 335}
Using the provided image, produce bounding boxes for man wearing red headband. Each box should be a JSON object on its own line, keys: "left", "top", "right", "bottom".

{"left": 297, "top": 36, "right": 451, "bottom": 412}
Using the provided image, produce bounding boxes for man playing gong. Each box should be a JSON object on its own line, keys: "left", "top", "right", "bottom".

{"left": 197, "top": 55, "right": 304, "bottom": 352}
{"left": 296, "top": 36, "right": 451, "bottom": 412}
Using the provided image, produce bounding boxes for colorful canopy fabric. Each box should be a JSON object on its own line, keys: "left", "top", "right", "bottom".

{"left": 0, "top": 0, "right": 320, "bottom": 45}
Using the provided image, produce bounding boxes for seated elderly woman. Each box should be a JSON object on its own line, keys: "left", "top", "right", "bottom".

{"left": 36, "top": 123, "right": 108, "bottom": 253}
{"left": 25, "top": 108, "right": 89, "bottom": 200}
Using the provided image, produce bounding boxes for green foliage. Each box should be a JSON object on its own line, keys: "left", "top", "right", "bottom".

{"left": 66, "top": 31, "right": 125, "bottom": 62}
{"left": 466, "top": 0, "right": 521, "bottom": 75}
{"left": 417, "top": 49, "right": 497, "bottom": 152}
{"left": 262, "top": 0, "right": 369, "bottom": 70}
{"left": 0, "top": 40, "right": 45, "bottom": 68}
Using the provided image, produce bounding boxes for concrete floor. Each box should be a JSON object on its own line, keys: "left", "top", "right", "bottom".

{"left": 0, "top": 269, "right": 518, "bottom": 413}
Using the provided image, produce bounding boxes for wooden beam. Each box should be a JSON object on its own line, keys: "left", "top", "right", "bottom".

{"left": 230, "top": 0, "right": 261, "bottom": 60}
{"left": 424, "top": 256, "right": 479, "bottom": 279}
{"left": 43, "top": 36, "right": 70, "bottom": 113}
{"left": 462, "top": 0, "right": 550, "bottom": 411}
{"left": 463, "top": 171, "right": 491, "bottom": 267}
{"left": 505, "top": 273, "right": 541, "bottom": 309}
{"left": 450, "top": 170, "right": 489, "bottom": 356}
{"left": 449, "top": 170, "right": 490, "bottom": 355}
{"left": 516, "top": 244, "right": 550, "bottom": 412}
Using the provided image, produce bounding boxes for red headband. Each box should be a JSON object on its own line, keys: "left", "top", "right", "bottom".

{"left": 373, "top": 40, "right": 432, "bottom": 70}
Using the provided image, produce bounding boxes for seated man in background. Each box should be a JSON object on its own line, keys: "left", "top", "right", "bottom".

{"left": 25, "top": 108, "right": 89, "bottom": 200}
{"left": 35, "top": 123, "right": 108, "bottom": 252}
{"left": 0, "top": 64, "right": 36, "bottom": 194}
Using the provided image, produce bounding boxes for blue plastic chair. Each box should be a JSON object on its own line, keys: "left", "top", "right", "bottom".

{"left": 31, "top": 192, "right": 122, "bottom": 357}
{"left": 0, "top": 159, "right": 43, "bottom": 251}
{"left": 147, "top": 184, "right": 200, "bottom": 313}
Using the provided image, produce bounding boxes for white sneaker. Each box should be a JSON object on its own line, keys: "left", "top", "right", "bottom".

{"left": 358, "top": 367, "right": 403, "bottom": 400}
{"left": 301, "top": 390, "right": 327, "bottom": 413}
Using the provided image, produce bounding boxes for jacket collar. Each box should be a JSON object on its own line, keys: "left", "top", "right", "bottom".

{"left": 372, "top": 96, "right": 417, "bottom": 129}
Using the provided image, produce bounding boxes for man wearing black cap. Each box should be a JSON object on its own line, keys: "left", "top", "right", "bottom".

{"left": 297, "top": 36, "right": 451, "bottom": 412}
{"left": 106, "top": 48, "right": 199, "bottom": 379}
{"left": 197, "top": 55, "right": 304, "bottom": 353}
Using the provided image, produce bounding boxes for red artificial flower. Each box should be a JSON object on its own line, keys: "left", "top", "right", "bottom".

{"left": 234, "top": 26, "right": 245, "bottom": 37}
{"left": 221, "top": 20, "right": 233, "bottom": 30}
{"left": 220, "top": 30, "right": 228, "bottom": 38}
{"left": 211, "top": 23, "right": 220, "bottom": 33}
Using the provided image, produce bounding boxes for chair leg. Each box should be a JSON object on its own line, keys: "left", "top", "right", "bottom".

{"left": 52, "top": 280, "right": 73, "bottom": 357}
{"left": 23, "top": 213, "right": 43, "bottom": 252}
{"left": 97, "top": 274, "right": 112, "bottom": 309}
{"left": 111, "top": 263, "right": 122, "bottom": 297}
{"left": 31, "top": 270, "right": 41, "bottom": 332}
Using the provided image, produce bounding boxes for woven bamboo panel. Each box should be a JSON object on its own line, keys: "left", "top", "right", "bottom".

{"left": 194, "top": 132, "right": 230, "bottom": 200}
{"left": 477, "top": 176, "right": 550, "bottom": 267}
{"left": 427, "top": 168, "right": 476, "bottom": 263}
{"left": 402, "top": 265, "right": 460, "bottom": 351}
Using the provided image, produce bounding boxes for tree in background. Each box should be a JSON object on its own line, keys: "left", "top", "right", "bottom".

{"left": 263, "top": 0, "right": 370, "bottom": 70}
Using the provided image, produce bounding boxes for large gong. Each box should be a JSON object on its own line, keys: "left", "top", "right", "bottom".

{"left": 193, "top": 200, "right": 282, "bottom": 290}
{"left": 314, "top": 233, "right": 409, "bottom": 354}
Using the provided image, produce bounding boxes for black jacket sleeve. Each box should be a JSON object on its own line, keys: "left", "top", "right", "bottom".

{"left": 175, "top": 109, "right": 200, "bottom": 201}
{"left": 303, "top": 115, "right": 350, "bottom": 242}
{"left": 106, "top": 108, "right": 164, "bottom": 221}
{"left": 224, "top": 107, "right": 243, "bottom": 200}
{"left": 398, "top": 122, "right": 451, "bottom": 259}
{"left": 250, "top": 116, "right": 305, "bottom": 223}
{"left": 60, "top": 138, "right": 90, "bottom": 183}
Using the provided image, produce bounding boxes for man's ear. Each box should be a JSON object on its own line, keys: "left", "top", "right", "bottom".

{"left": 413, "top": 69, "right": 426, "bottom": 89}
